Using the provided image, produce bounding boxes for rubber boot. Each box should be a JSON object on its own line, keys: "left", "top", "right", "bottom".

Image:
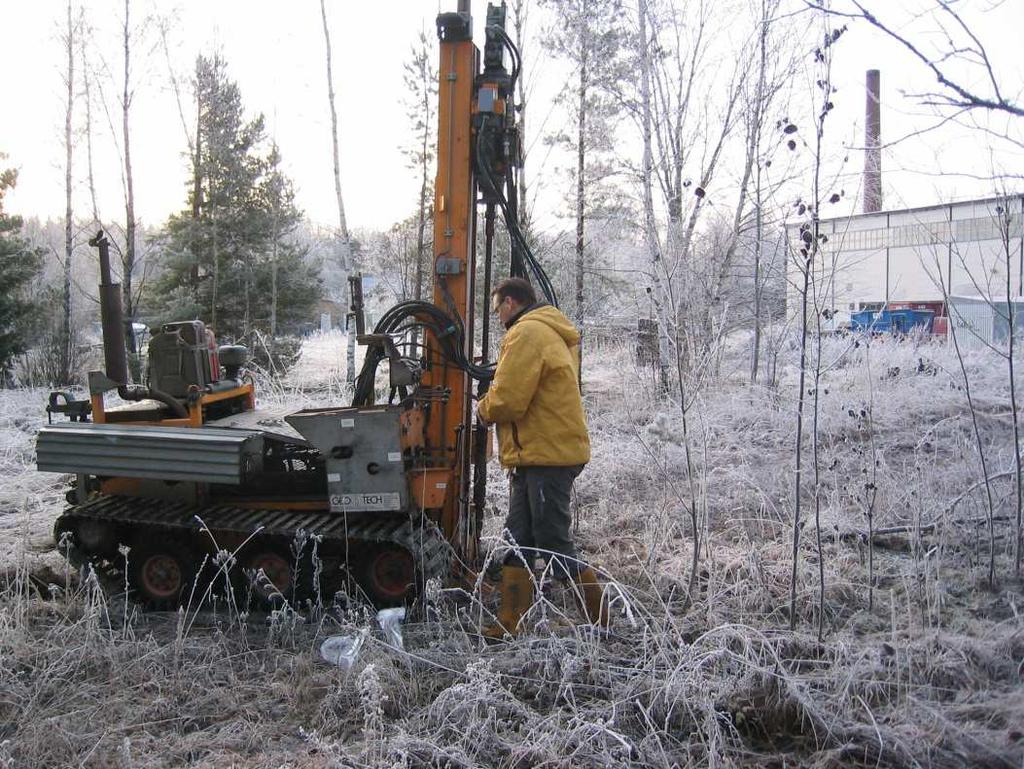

{"left": 573, "top": 566, "right": 611, "bottom": 629}
{"left": 481, "top": 565, "right": 533, "bottom": 641}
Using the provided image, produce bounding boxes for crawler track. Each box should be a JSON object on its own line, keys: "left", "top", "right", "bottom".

{"left": 55, "top": 495, "right": 451, "bottom": 605}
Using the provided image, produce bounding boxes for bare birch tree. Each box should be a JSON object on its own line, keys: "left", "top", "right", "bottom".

{"left": 509, "top": 0, "right": 533, "bottom": 231}
{"left": 629, "top": 0, "right": 752, "bottom": 376}
{"left": 318, "top": 0, "right": 356, "bottom": 382}
{"left": 630, "top": 0, "right": 744, "bottom": 604}
{"left": 59, "top": 0, "right": 78, "bottom": 386}
{"left": 119, "top": 0, "right": 139, "bottom": 358}
{"left": 81, "top": 1, "right": 158, "bottom": 373}
{"left": 731, "top": 0, "right": 797, "bottom": 384}
{"left": 319, "top": 0, "right": 353, "bottom": 292}
{"left": 635, "top": 0, "right": 672, "bottom": 390}
{"left": 79, "top": 12, "right": 101, "bottom": 229}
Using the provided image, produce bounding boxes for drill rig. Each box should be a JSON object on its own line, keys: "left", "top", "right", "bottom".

{"left": 36, "top": 2, "right": 556, "bottom": 608}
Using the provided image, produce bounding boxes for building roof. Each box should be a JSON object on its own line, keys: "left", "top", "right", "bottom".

{"left": 786, "top": 192, "right": 1024, "bottom": 230}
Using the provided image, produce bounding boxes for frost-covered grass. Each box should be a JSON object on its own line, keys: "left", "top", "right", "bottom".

{"left": 0, "top": 388, "right": 67, "bottom": 574}
{"left": 0, "top": 331, "right": 1022, "bottom": 768}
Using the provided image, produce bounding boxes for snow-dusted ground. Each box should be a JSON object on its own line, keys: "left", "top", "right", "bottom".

{"left": 1, "top": 329, "right": 1022, "bottom": 768}
{"left": 0, "top": 388, "right": 68, "bottom": 574}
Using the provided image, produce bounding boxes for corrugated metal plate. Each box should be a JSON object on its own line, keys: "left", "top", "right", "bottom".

{"left": 37, "top": 424, "right": 263, "bottom": 485}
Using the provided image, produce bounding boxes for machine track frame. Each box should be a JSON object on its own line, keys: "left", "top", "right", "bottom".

{"left": 55, "top": 495, "right": 451, "bottom": 608}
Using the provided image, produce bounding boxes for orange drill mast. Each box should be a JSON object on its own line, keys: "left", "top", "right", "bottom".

{"left": 350, "top": 1, "right": 551, "bottom": 569}
{"left": 424, "top": 7, "right": 478, "bottom": 558}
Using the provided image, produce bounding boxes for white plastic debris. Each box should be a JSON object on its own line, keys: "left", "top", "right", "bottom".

{"left": 319, "top": 608, "right": 405, "bottom": 667}
{"left": 319, "top": 630, "right": 367, "bottom": 669}
{"left": 376, "top": 607, "right": 406, "bottom": 650}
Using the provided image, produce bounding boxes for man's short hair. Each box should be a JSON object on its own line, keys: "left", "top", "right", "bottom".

{"left": 492, "top": 277, "right": 537, "bottom": 307}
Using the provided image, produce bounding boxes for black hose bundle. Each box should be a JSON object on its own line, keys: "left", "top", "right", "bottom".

{"left": 477, "top": 27, "right": 558, "bottom": 308}
{"left": 351, "top": 300, "right": 496, "bottom": 407}
{"left": 352, "top": 29, "right": 556, "bottom": 408}
{"left": 475, "top": 116, "right": 558, "bottom": 307}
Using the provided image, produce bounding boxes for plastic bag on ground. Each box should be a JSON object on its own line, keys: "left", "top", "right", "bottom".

{"left": 320, "top": 630, "right": 367, "bottom": 669}
{"left": 376, "top": 607, "right": 406, "bottom": 651}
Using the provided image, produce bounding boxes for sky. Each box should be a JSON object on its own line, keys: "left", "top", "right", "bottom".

{"left": 1, "top": 1, "right": 510, "bottom": 232}
{"left": 1, "top": 0, "right": 1022, "bottom": 239}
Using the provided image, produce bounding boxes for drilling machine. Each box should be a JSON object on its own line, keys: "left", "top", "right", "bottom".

{"left": 36, "top": 1, "right": 557, "bottom": 608}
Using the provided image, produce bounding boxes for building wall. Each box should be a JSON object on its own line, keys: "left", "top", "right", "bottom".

{"left": 787, "top": 195, "right": 1024, "bottom": 324}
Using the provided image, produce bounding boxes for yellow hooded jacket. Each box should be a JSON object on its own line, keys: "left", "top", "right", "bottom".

{"left": 477, "top": 304, "right": 591, "bottom": 467}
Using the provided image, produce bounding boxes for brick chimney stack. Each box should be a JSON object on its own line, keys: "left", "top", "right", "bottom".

{"left": 863, "top": 69, "right": 882, "bottom": 213}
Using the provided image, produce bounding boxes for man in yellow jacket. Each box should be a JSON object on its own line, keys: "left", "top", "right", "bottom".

{"left": 477, "top": 277, "right": 608, "bottom": 639}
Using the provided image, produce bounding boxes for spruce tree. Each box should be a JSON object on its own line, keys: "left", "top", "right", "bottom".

{"left": 0, "top": 164, "right": 44, "bottom": 383}
{"left": 154, "top": 55, "right": 319, "bottom": 341}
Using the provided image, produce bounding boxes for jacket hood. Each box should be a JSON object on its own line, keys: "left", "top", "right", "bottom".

{"left": 518, "top": 304, "right": 580, "bottom": 346}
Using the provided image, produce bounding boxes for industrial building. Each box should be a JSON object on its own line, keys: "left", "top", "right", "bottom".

{"left": 786, "top": 71, "right": 1024, "bottom": 348}
{"left": 789, "top": 194, "right": 1024, "bottom": 346}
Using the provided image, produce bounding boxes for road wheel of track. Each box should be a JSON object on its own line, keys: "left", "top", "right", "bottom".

{"left": 127, "top": 539, "right": 197, "bottom": 608}
{"left": 359, "top": 544, "right": 415, "bottom": 606}
{"left": 240, "top": 549, "right": 294, "bottom": 608}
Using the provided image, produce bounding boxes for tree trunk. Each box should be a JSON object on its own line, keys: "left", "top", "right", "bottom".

{"left": 750, "top": 0, "right": 770, "bottom": 384}
{"left": 80, "top": 20, "right": 100, "bottom": 227}
{"left": 325, "top": 3, "right": 355, "bottom": 385}
{"left": 190, "top": 81, "right": 202, "bottom": 289}
{"left": 638, "top": 0, "right": 671, "bottom": 388}
{"left": 122, "top": 0, "right": 138, "bottom": 361}
{"left": 62, "top": 0, "right": 75, "bottom": 386}
{"left": 415, "top": 63, "right": 429, "bottom": 302}
{"left": 750, "top": 170, "right": 763, "bottom": 384}
{"left": 320, "top": 0, "right": 352, "bottom": 305}
{"left": 512, "top": 0, "right": 530, "bottom": 230}
{"left": 271, "top": 197, "right": 280, "bottom": 337}
{"left": 415, "top": 175, "right": 427, "bottom": 301}
{"left": 574, "top": 6, "right": 587, "bottom": 327}
{"left": 243, "top": 263, "right": 251, "bottom": 340}
{"left": 211, "top": 208, "right": 218, "bottom": 330}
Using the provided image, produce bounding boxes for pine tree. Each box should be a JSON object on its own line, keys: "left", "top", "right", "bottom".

{"left": 154, "top": 55, "right": 319, "bottom": 340}
{"left": 541, "top": 0, "right": 625, "bottom": 325}
{"left": 400, "top": 30, "right": 437, "bottom": 301}
{"left": 257, "top": 143, "right": 317, "bottom": 338}
{"left": 0, "top": 164, "right": 44, "bottom": 382}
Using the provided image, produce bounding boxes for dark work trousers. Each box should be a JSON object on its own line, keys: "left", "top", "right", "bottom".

{"left": 502, "top": 464, "right": 584, "bottom": 578}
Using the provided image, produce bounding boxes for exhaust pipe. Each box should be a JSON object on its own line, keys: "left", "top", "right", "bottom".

{"left": 91, "top": 231, "right": 129, "bottom": 386}
{"left": 89, "top": 231, "right": 186, "bottom": 418}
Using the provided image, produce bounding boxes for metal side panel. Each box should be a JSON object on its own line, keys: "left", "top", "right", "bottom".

{"left": 286, "top": 406, "right": 408, "bottom": 512}
{"left": 36, "top": 424, "right": 263, "bottom": 485}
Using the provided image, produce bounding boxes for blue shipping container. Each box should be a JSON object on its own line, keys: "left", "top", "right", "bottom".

{"left": 850, "top": 309, "right": 934, "bottom": 334}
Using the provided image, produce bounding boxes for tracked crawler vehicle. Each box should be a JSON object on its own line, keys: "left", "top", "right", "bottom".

{"left": 37, "top": 2, "right": 558, "bottom": 608}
